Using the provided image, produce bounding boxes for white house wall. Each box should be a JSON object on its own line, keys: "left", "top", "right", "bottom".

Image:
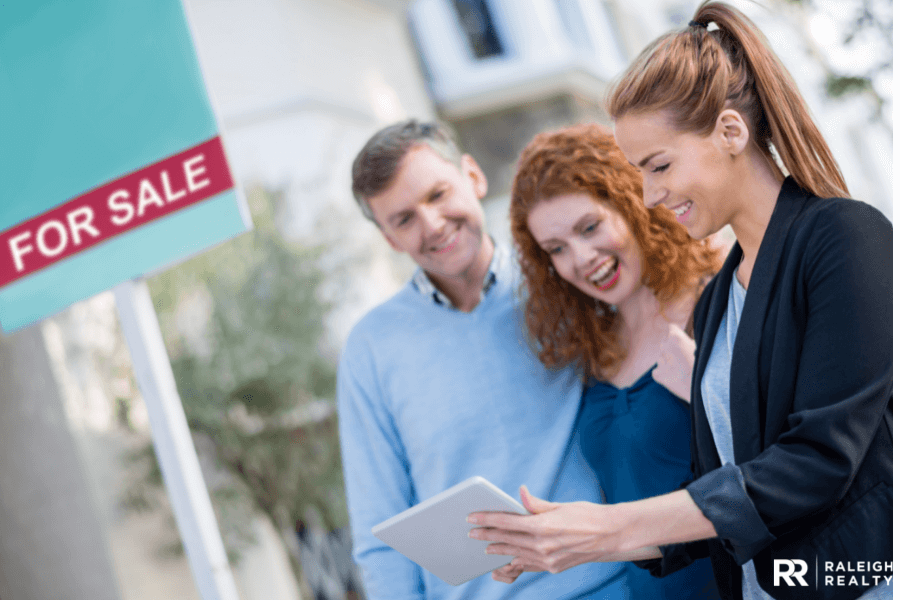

{"left": 183, "top": 0, "right": 436, "bottom": 350}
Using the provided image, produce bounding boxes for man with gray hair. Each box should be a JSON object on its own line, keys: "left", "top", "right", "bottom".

{"left": 337, "top": 119, "right": 630, "bottom": 599}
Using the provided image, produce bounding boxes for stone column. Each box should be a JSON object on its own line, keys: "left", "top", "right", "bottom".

{"left": 0, "top": 325, "right": 122, "bottom": 600}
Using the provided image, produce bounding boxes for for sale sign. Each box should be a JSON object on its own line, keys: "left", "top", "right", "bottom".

{"left": 0, "top": 0, "right": 250, "bottom": 331}
{"left": 1, "top": 137, "right": 233, "bottom": 287}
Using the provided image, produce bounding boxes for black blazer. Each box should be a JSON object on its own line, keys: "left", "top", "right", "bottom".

{"left": 641, "top": 178, "right": 892, "bottom": 600}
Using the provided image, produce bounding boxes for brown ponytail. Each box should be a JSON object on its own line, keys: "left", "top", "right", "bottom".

{"left": 606, "top": 1, "right": 849, "bottom": 199}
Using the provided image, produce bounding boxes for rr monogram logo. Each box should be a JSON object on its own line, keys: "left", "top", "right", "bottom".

{"left": 774, "top": 559, "right": 809, "bottom": 586}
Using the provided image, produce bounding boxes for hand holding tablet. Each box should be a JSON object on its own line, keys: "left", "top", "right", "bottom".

{"left": 371, "top": 476, "right": 528, "bottom": 585}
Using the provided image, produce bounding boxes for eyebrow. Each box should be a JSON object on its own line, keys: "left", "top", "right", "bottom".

{"left": 637, "top": 151, "right": 663, "bottom": 168}
{"left": 532, "top": 229, "right": 557, "bottom": 244}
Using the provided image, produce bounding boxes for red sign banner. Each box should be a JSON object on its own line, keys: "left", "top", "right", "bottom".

{"left": 0, "top": 136, "right": 234, "bottom": 288}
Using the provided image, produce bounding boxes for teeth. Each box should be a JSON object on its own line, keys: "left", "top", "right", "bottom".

{"left": 673, "top": 201, "right": 692, "bottom": 217}
{"left": 431, "top": 230, "right": 457, "bottom": 251}
{"left": 588, "top": 257, "right": 616, "bottom": 284}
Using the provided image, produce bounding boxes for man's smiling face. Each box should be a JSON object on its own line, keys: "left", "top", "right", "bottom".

{"left": 368, "top": 144, "right": 492, "bottom": 286}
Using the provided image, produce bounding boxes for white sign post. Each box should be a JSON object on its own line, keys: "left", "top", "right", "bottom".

{"left": 114, "top": 279, "right": 240, "bottom": 600}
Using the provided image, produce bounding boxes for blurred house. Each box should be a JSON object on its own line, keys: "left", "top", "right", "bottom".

{"left": 407, "top": 0, "right": 891, "bottom": 247}
{"left": 1, "top": 1, "right": 889, "bottom": 599}
{"left": 189, "top": 0, "right": 891, "bottom": 353}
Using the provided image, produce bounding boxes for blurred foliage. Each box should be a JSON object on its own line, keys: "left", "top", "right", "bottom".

{"left": 122, "top": 185, "right": 347, "bottom": 569}
{"left": 779, "top": 0, "right": 892, "bottom": 128}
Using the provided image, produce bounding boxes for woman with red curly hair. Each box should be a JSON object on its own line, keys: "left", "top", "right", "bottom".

{"left": 507, "top": 122, "right": 722, "bottom": 599}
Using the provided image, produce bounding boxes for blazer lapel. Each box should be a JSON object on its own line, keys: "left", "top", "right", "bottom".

{"left": 692, "top": 244, "right": 741, "bottom": 473}
{"left": 730, "top": 177, "right": 809, "bottom": 464}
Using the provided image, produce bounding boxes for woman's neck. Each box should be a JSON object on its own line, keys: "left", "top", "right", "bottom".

{"left": 604, "top": 283, "right": 695, "bottom": 387}
{"left": 729, "top": 150, "right": 785, "bottom": 287}
{"left": 617, "top": 284, "right": 664, "bottom": 338}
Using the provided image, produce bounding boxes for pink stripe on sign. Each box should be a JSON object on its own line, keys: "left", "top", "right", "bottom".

{"left": 0, "top": 137, "right": 234, "bottom": 288}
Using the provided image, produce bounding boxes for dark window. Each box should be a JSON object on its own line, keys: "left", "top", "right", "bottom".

{"left": 452, "top": 0, "right": 505, "bottom": 59}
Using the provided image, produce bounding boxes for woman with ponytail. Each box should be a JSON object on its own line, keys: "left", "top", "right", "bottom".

{"left": 468, "top": 3, "right": 892, "bottom": 599}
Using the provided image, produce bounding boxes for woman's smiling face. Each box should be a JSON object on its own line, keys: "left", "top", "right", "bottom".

{"left": 614, "top": 110, "right": 739, "bottom": 240}
{"left": 527, "top": 192, "right": 645, "bottom": 308}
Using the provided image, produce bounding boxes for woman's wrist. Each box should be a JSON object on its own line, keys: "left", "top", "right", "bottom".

{"left": 615, "top": 489, "right": 717, "bottom": 553}
{"left": 611, "top": 545, "right": 664, "bottom": 562}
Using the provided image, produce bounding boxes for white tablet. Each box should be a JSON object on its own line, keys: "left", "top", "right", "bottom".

{"left": 371, "top": 476, "right": 529, "bottom": 586}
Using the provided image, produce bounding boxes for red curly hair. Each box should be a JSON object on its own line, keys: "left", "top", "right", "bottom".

{"left": 510, "top": 123, "right": 722, "bottom": 381}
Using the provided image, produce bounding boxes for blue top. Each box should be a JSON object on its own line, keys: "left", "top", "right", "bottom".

{"left": 579, "top": 369, "right": 719, "bottom": 600}
{"left": 337, "top": 244, "right": 631, "bottom": 600}
{"left": 700, "top": 272, "right": 773, "bottom": 600}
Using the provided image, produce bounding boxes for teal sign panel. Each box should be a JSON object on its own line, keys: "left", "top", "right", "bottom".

{"left": 0, "top": 0, "right": 251, "bottom": 331}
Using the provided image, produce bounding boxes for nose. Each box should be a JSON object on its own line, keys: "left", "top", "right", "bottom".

{"left": 419, "top": 203, "right": 445, "bottom": 234}
{"left": 642, "top": 177, "right": 663, "bottom": 209}
{"left": 571, "top": 239, "right": 596, "bottom": 274}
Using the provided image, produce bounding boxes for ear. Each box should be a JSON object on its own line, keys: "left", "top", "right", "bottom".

{"left": 460, "top": 154, "right": 488, "bottom": 200}
{"left": 714, "top": 109, "right": 750, "bottom": 157}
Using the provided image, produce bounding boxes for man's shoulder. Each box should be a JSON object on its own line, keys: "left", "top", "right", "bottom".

{"left": 338, "top": 286, "right": 421, "bottom": 380}
{"left": 345, "top": 282, "right": 420, "bottom": 341}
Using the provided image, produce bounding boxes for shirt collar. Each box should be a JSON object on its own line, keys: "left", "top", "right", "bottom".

{"left": 411, "top": 240, "right": 509, "bottom": 309}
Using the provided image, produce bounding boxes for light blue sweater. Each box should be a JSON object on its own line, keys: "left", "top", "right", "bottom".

{"left": 337, "top": 247, "right": 631, "bottom": 600}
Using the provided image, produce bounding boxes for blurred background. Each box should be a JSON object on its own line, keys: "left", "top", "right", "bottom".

{"left": 0, "top": 0, "right": 890, "bottom": 598}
